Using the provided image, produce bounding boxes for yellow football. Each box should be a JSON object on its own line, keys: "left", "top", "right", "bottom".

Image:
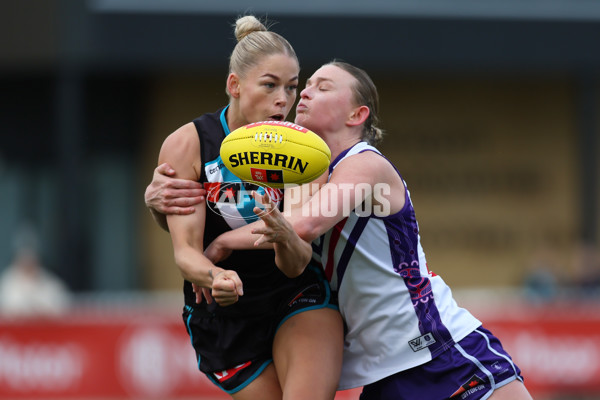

{"left": 220, "top": 121, "right": 331, "bottom": 189}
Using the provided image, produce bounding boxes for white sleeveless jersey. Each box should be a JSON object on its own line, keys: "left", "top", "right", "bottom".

{"left": 313, "top": 142, "right": 481, "bottom": 390}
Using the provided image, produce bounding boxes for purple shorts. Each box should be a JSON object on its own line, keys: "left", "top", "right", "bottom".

{"left": 360, "top": 326, "right": 523, "bottom": 400}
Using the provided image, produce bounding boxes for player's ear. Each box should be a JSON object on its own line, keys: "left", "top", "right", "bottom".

{"left": 347, "top": 105, "right": 370, "bottom": 127}
{"left": 227, "top": 73, "right": 241, "bottom": 98}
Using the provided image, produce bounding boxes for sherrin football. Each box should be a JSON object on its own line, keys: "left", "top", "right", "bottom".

{"left": 220, "top": 121, "right": 331, "bottom": 189}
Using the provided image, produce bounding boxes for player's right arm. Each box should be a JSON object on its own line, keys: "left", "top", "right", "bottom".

{"left": 159, "top": 123, "right": 243, "bottom": 305}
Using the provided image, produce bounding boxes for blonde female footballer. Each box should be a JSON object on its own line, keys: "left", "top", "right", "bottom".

{"left": 146, "top": 16, "right": 342, "bottom": 400}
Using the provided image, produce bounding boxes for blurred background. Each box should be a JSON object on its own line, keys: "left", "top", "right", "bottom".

{"left": 0, "top": 1, "right": 599, "bottom": 399}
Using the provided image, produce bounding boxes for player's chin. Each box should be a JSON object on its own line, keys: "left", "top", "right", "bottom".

{"left": 295, "top": 117, "right": 315, "bottom": 132}
{"left": 294, "top": 113, "right": 308, "bottom": 127}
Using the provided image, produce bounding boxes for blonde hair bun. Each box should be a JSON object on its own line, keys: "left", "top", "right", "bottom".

{"left": 234, "top": 15, "right": 267, "bottom": 42}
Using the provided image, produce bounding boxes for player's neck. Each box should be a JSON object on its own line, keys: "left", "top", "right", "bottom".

{"left": 322, "top": 129, "right": 362, "bottom": 161}
{"left": 224, "top": 103, "right": 246, "bottom": 132}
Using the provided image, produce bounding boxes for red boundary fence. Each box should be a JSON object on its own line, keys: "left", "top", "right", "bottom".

{"left": 0, "top": 300, "right": 599, "bottom": 399}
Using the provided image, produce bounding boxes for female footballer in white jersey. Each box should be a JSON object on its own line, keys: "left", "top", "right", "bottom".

{"left": 147, "top": 61, "right": 535, "bottom": 399}
{"left": 207, "top": 61, "right": 534, "bottom": 400}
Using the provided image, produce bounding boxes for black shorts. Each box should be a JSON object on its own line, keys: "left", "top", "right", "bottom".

{"left": 182, "top": 264, "right": 338, "bottom": 394}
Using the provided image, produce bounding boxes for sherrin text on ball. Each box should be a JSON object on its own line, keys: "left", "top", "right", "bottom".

{"left": 220, "top": 121, "right": 331, "bottom": 188}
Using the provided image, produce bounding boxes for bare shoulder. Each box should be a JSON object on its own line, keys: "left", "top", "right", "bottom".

{"left": 158, "top": 122, "right": 202, "bottom": 180}
{"left": 160, "top": 122, "right": 199, "bottom": 156}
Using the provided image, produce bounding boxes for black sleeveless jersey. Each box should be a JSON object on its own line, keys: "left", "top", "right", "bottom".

{"left": 180, "top": 107, "right": 336, "bottom": 376}
{"left": 184, "top": 107, "right": 290, "bottom": 315}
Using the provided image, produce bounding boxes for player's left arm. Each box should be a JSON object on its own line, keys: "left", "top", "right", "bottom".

{"left": 204, "top": 172, "right": 327, "bottom": 264}
{"left": 252, "top": 151, "right": 406, "bottom": 278}
{"left": 292, "top": 151, "right": 406, "bottom": 243}
{"left": 251, "top": 191, "right": 313, "bottom": 277}
{"left": 202, "top": 219, "right": 264, "bottom": 266}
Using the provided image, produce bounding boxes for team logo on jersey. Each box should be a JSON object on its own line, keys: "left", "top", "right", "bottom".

{"left": 204, "top": 182, "right": 282, "bottom": 221}
{"left": 450, "top": 374, "right": 486, "bottom": 399}
{"left": 408, "top": 332, "right": 437, "bottom": 352}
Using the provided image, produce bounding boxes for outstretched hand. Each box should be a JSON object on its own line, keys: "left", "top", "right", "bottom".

{"left": 251, "top": 191, "right": 294, "bottom": 246}
{"left": 145, "top": 163, "right": 206, "bottom": 215}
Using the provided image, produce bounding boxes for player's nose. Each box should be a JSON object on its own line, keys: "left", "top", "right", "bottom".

{"left": 299, "top": 86, "right": 311, "bottom": 99}
{"left": 274, "top": 87, "right": 288, "bottom": 107}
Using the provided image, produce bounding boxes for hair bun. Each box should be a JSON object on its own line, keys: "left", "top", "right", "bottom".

{"left": 235, "top": 15, "right": 267, "bottom": 42}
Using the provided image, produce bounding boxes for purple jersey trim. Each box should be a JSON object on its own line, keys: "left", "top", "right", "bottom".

{"left": 335, "top": 216, "right": 369, "bottom": 288}
{"left": 332, "top": 142, "right": 455, "bottom": 356}
{"left": 329, "top": 146, "right": 355, "bottom": 174}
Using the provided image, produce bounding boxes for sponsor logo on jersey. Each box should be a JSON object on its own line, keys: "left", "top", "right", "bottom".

{"left": 408, "top": 332, "right": 437, "bottom": 352}
{"left": 287, "top": 283, "right": 320, "bottom": 307}
{"left": 208, "top": 162, "right": 225, "bottom": 175}
{"left": 450, "top": 374, "right": 486, "bottom": 399}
